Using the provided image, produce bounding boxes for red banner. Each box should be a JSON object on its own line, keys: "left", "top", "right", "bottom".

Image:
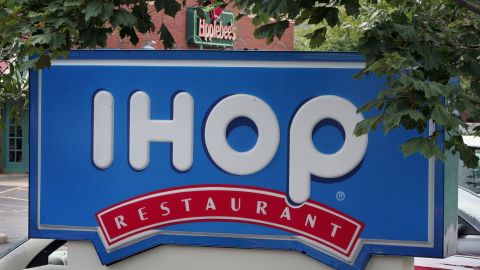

{"left": 97, "top": 185, "right": 363, "bottom": 256}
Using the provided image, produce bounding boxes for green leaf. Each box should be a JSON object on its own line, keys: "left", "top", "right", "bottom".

{"left": 196, "top": 8, "right": 206, "bottom": 19}
{"left": 255, "top": 0, "right": 299, "bottom": 20}
{"left": 431, "top": 105, "right": 450, "bottom": 127}
{"left": 364, "top": 59, "right": 390, "bottom": 75}
{"left": 51, "top": 50, "right": 69, "bottom": 60}
{"left": 357, "top": 98, "right": 385, "bottom": 113}
{"left": 254, "top": 21, "right": 289, "bottom": 44}
{"left": 49, "top": 32, "right": 66, "bottom": 49}
{"left": 420, "top": 82, "right": 450, "bottom": 99}
{"left": 342, "top": 0, "right": 360, "bottom": 16}
{"left": 102, "top": 2, "right": 115, "bottom": 21}
{"left": 154, "top": 0, "right": 181, "bottom": 17}
{"left": 393, "top": 24, "right": 417, "bottom": 41}
{"left": 111, "top": 9, "right": 137, "bottom": 28}
{"left": 446, "top": 135, "right": 479, "bottom": 169}
{"left": 34, "top": 54, "right": 52, "bottom": 70}
{"left": 159, "top": 24, "right": 175, "bottom": 49}
{"left": 83, "top": 0, "right": 103, "bottom": 21}
{"left": 307, "top": 7, "right": 331, "bottom": 25}
{"left": 431, "top": 105, "right": 463, "bottom": 129}
{"left": 398, "top": 75, "right": 452, "bottom": 99}
{"left": 50, "top": 17, "right": 73, "bottom": 28}
{"left": 304, "top": 27, "right": 327, "bottom": 48}
{"left": 132, "top": 3, "right": 153, "bottom": 33}
{"left": 457, "top": 140, "right": 479, "bottom": 168}
{"left": 412, "top": 44, "right": 443, "bottom": 70}
{"left": 383, "top": 109, "right": 425, "bottom": 134}
{"left": 30, "top": 32, "right": 66, "bottom": 49}
{"left": 19, "top": 58, "right": 37, "bottom": 70}
{"left": 405, "top": 109, "right": 424, "bottom": 121}
{"left": 366, "top": 53, "right": 416, "bottom": 76}
{"left": 30, "top": 33, "right": 51, "bottom": 46}
{"left": 119, "top": 26, "right": 139, "bottom": 45}
{"left": 354, "top": 115, "right": 382, "bottom": 136}
{"left": 400, "top": 136, "right": 445, "bottom": 161}
{"left": 325, "top": 8, "right": 339, "bottom": 27}
{"left": 252, "top": 13, "right": 270, "bottom": 26}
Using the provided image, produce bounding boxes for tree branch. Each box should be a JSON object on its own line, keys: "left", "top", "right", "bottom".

{"left": 453, "top": 0, "right": 480, "bottom": 15}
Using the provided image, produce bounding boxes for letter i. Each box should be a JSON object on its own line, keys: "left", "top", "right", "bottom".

{"left": 93, "top": 90, "right": 114, "bottom": 169}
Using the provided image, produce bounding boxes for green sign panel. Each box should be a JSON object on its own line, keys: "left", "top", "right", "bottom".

{"left": 186, "top": 7, "right": 236, "bottom": 48}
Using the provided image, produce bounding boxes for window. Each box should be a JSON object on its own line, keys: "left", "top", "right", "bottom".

{"left": 7, "top": 118, "right": 23, "bottom": 163}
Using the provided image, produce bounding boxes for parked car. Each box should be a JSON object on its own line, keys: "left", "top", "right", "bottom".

{"left": 414, "top": 186, "right": 480, "bottom": 269}
{"left": 0, "top": 239, "right": 66, "bottom": 270}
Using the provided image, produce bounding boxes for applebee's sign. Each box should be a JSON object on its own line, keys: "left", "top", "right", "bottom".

{"left": 186, "top": 7, "right": 235, "bottom": 47}
{"left": 30, "top": 51, "right": 456, "bottom": 270}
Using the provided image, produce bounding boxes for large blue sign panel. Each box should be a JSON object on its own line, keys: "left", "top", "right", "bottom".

{"left": 30, "top": 51, "right": 453, "bottom": 269}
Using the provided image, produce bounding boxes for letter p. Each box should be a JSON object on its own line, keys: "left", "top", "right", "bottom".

{"left": 288, "top": 96, "right": 368, "bottom": 204}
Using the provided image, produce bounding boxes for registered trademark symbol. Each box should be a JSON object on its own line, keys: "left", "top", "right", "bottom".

{"left": 336, "top": 191, "right": 346, "bottom": 201}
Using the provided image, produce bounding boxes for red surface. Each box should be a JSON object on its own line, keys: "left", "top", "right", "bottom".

{"left": 97, "top": 185, "right": 363, "bottom": 256}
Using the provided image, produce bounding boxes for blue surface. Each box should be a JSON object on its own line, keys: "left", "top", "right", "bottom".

{"left": 29, "top": 50, "right": 445, "bottom": 270}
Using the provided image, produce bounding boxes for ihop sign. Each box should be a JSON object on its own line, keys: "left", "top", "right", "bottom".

{"left": 30, "top": 51, "right": 455, "bottom": 269}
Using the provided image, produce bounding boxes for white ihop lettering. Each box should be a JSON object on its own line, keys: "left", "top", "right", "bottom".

{"left": 288, "top": 96, "right": 368, "bottom": 204}
{"left": 92, "top": 92, "right": 368, "bottom": 204}
{"left": 129, "top": 91, "right": 194, "bottom": 171}
{"left": 93, "top": 90, "right": 114, "bottom": 169}
{"left": 205, "top": 94, "right": 280, "bottom": 175}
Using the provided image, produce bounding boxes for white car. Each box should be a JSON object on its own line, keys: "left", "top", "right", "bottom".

{"left": 0, "top": 239, "right": 66, "bottom": 270}
{"left": 414, "top": 175, "right": 480, "bottom": 269}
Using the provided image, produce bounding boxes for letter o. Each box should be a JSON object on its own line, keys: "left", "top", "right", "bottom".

{"left": 205, "top": 94, "right": 280, "bottom": 175}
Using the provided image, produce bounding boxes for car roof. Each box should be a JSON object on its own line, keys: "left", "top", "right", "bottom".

{"left": 458, "top": 186, "right": 480, "bottom": 232}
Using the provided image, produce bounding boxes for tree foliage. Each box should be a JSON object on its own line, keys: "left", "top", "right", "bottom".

{"left": 242, "top": 0, "right": 480, "bottom": 168}
{"left": 0, "top": 0, "right": 183, "bottom": 115}
{"left": 294, "top": 3, "right": 388, "bottom": 51}
{"left": 354, "top": 1, "right": 480, "bottom": 168}
{"left": 1, "top": 0, "right": 480, "bottom": 167}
